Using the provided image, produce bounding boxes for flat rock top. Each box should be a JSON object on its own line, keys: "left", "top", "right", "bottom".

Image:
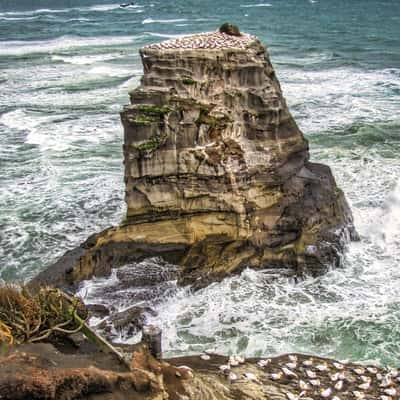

{"left": 143, "top": 31, "right": 256, "bottom": 51}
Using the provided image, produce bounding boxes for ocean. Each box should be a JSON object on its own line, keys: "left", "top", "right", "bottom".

{"left": 0, "top": 0, "right": 399, "bottom": 365}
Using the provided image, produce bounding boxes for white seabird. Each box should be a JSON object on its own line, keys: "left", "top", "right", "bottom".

{"left": 333, "top": 362, "right": 344, "bottom": 370}
{"left": 271, "top": 371, "right": 283, "bottom": 380}
{"left": 306, "top": 370, "right": 317, "bottom": 379}
{"left": 358, "top": 381, "right": 371, "bottom": 390}
{"left": 299, "top": 380, "right": 310, "bottom": 390}
{"left": 353, "top": 367, "right": 365, "bottom": 375}
{"left": 243, "top": 372, "right": 259, "bottom": 382}
{"left": 383, "top": 388, "right": 397, "bottom": 396}
{"left": 282, "top": 367, "right": 297, "bottom": 378}
{"left": 320, "top": 388, "right": 332, "bottom": 398}
{"left": 334, "top": 380, "right": 344, "bottom": 390}
{"left": 315, "top": 363, "right": 328, "bottom": 372}
{"left": 257, "top": 359, "right": 270, "bottom": 367}
{"left": 228, "top": 372, "right": 238, "bottom": 381}
{"left": 219, "top": 364, "right": 230, "bottom": 372}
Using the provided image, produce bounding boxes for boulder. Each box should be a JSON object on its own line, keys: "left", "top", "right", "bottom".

{"left": 110, "top": 306, "right": 155, "bottom": 335}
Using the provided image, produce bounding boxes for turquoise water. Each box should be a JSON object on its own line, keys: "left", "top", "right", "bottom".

{"left": 1, "top": 0, "right": 400, "bottom": 365}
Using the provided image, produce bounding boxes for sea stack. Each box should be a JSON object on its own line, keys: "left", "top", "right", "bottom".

{"left": 35, "top": 26, "right": 357, "bottom": 288}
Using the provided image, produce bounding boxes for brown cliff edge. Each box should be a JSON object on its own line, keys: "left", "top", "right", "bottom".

{"left": 0, "top": 287, "right": 396, "bottom": 400}
{"left": 1, "top": 340, "right": 397, "bottom": 400}
{"left": 32, "top": 26, "right": 358, "bottom": 290}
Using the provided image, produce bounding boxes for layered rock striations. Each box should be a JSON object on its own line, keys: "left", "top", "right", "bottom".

{"left": 35, "top": 27, "right": 357, "bottom": 288}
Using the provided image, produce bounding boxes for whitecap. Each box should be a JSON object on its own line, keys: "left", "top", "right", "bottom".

{"left": 279, "top": 67, "right": 400, "bottom": 134}
{"left": 63, "top": 18, "right": 91, "bottom": 23}
{"left": 0, "top": 15, "right": 43, "bottom": 21}
{"left": 0, "top": 36, "right": 135, "bottom": 56}
{"left": 87, "top": 65, "right": 132, "bottom": 77}
{"left": 119, "top": 74, "right": 142, "bottom": 89}
{"left": 0, "top": 108, "right": 122, "bottom": 152}
{"left": 0, "top": 4, "right": 132, "bottom": 16}
{"left": 142, "top": 18, "right": 188, "bottom": 24}
{"left": 374, "top": 180, "right": 400, "bottom": 245}
{"left": 145, "top": 32, "right": 187, "bottom": 39}
{"left": 26, "top": 8, "right": 69, "bottom": 13}
{"left": 94, "top": 3, "right": 144, "bottom": 10}
{"left": 51, "top": 53, "right": 125, "bottom": 65}
{"left": 0, "top": 109, "right": 70, "bottom": 151}
{"left": 0, "top": 109, "right": 53, "bottom": 131}
{"left": 0, "top": 8, "right": 70, "bottom": 17}
{"left": 240, "top": 3, "right": 273, "bottom": 8}
{"left": 88, "top": 4, "right": 121, "bottom": 11}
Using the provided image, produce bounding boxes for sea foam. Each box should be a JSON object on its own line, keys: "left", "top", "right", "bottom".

{"left": 0, "top": 36, "right": 135, "bottom": 56}
{"left": 51, "top": 53, "right": 125, "bottom": 65}
{"left": 142, "top": 18, "right": 188, "bottom": 24}
{"left": 240, "top": 3, "right": 272, "bottom": 7}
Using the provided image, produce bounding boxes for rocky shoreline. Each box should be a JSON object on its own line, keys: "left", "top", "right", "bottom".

{"left": 1, "top": 25, "right": 372, "bottom": 400}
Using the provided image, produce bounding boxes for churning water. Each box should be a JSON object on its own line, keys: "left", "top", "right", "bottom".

{"left": 1, "top": 0, "right": 399, "bottom": 365}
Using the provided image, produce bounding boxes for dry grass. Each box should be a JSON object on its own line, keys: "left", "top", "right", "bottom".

{"left": 0, "top": 285, "right": 86, "bottom": 345}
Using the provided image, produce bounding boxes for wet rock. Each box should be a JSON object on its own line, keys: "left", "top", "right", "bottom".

{"left": 87, "top": 303, "right": 110, "bottom": 317}
{"left": 111, "top": 306, "right": 156, "bottom": 335}
{"left": 115, "top": 259, "right": 178, "bottom": 288}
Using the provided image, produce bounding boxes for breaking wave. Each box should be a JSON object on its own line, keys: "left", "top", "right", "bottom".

{"left": 240, "top": 3, "right": 272, "bottom": 7}
{"left": 0, "top": 36, "right": 135, "bottom": 56}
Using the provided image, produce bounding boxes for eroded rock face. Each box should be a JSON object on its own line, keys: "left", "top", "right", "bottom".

{"left": 35, "top": 27, "right": 357, "bottom": 288}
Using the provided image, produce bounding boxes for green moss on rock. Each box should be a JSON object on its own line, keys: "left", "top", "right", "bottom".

{"left": 125, "top": 105, "right": 173, "bottom": 125}
{"left": 182, "top": 77, "right": 197, "bottom": 85}
{"left": 135, "top": 134, "right": 166, "bottom": 154}
{"left": 129, "top": 115, "right": 157, "bottom": 124}
{"left": 195, "top": 107, "right": 230, "bottom": 128}
{"left": 135, "top": 105, "right": 172, "bottom": 117}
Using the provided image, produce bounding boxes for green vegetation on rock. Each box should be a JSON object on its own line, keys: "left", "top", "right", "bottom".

{"left": 195, "top": 107, "right": 230, "bottom": 128}
{"left": 135, "top": 134, "right": 166, "bottom": 153}
{"left": 126, "top": 105, "right": 173, "bottom": 124}
{"left": 195, "top": 107, "right": 213, "bottom": 126}
{"left": 182, "top": 77, "right": 197, "bottom": 85}
{"left": 0, "top": 286, "right": 86, "bottom": 345}
{"left": 135, "top": 105, "right": 172, "bottom": 117}
{"left": 129, "top": 115, "right": 156, "bottom": 124}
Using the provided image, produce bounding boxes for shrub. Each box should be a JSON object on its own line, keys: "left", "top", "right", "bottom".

{"left": 0, "top": 285, "right": 86, "bottom": 344}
